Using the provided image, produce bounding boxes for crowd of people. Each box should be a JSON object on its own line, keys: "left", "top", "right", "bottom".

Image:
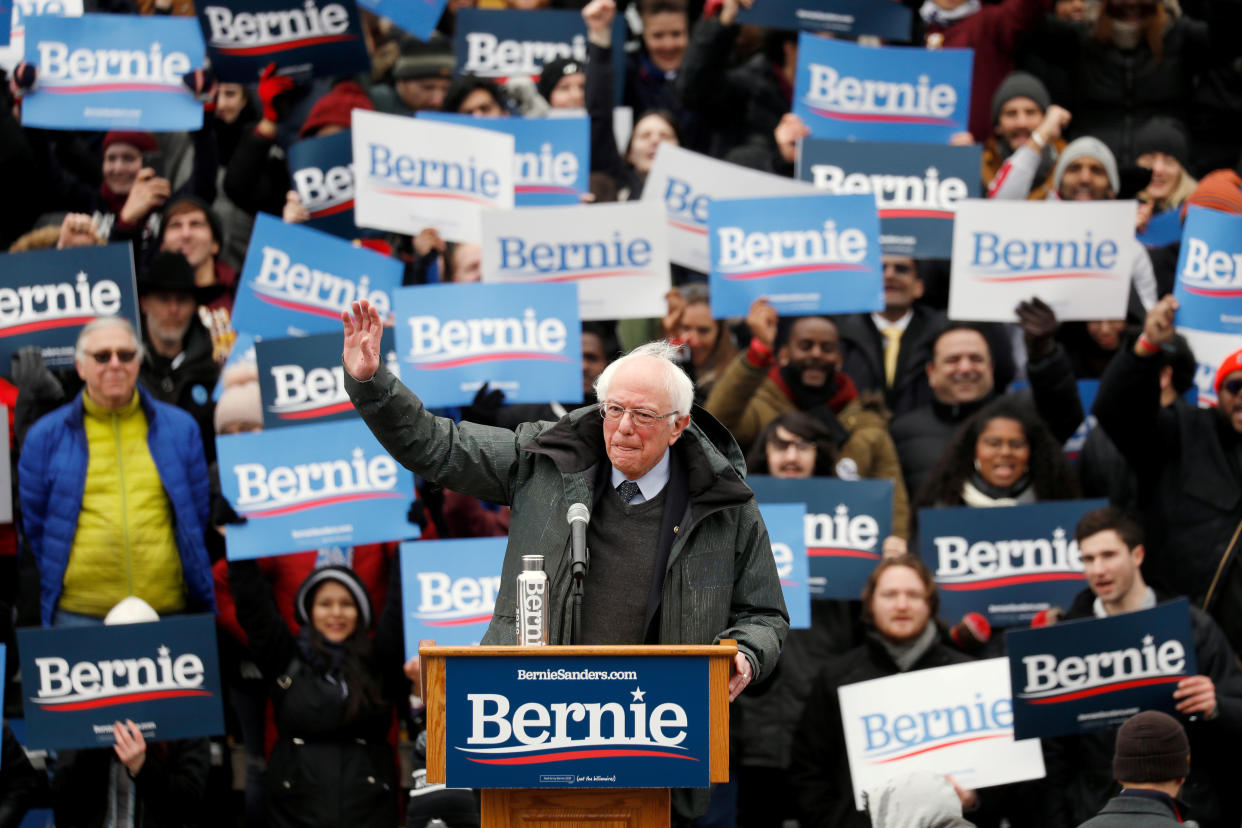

{"left": 2, "top": 0, "right": 1242, "bottom": 823}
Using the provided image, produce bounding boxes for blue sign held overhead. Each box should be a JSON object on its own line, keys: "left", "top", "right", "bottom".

{"left": 1173, "top": 207, "right": 1242, "bottom": 336}
{"left": 793, "top": 34, "right": 972, "bottom": 144}
{"left": 420, "top": 112, "right": 589, "bottom": 207}
{"left": 197, "top": 0, "right": 371, "bottom": 81}
{"left": 708, "top": 192, "right": 882, "bottom": 318}
{"left": 357, "top": 0, "right": 446, "bottom": 41}
{"left": 797, "top": 138, "right": 979, "bottom": 258}
{"left": 400, "top": 538, "right": 505, "bottom": 656}
{"left": 216, "top": 419, "right": 419, "bottom": 559}
{"left": 232, "top": 213, "right": 404, "bottom": 339}
{"left": 392, "top": 282, "right": 582, "bottom": 409}
{"left": 736, "top": 0, "right": 912, "bottom": 42}
{"left": 759, "top": 503, "right": 809, "bottom": 629}
{"left": 444, "top": 655, "right": 710, "bottom": 788}
{"left": 255, "top": 330, "right": 399, "bottom": 429}
{"left": 1005, "top": 599, "right": 1197, "bottom": 740}
{"left": 18, "top": 615, "right": 225, "bottom": 750}
{"left": 919, "top": 499, "right": 1107, "bottom": 629}
{"left": 288, "top": 129, "right": 357, "bottom": 239}
{"left": 747, "top": 476, "right": 892, "bottom": 599}
{"left": 0, "top": 0, "right": 11, "bottom": 46}
{"left": 0, "top": 243, "right": 138, "bottom": 370}
{"left": 22, "top": 14, "right": 205, "bottom": 131}
{"left": 453, "top": 9, "right": 625, "bottom": 104}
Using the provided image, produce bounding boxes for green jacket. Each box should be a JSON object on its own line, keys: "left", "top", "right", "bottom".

{"left": 345, "top": 365, "right": 789, "bottom": 682}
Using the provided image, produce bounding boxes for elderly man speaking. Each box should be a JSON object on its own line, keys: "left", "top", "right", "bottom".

{"left": 341, "top": 300, "right": 787, "bottom": 701}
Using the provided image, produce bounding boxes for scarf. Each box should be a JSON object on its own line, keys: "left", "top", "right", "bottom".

{"left": 296, "top": 627, "right": 350, "bottom": 699}
{"left": 919, "top": 0, "right": 981, "bottom": 27}
{"left": 874, "top": 621, "right": 940, "bottom": 672}
{"left": 961, "top": 471, "right": 1036, "bottom": 507}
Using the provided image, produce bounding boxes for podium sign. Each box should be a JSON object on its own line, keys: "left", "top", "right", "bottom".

{"left": 443, "top": 654, "right": 711, "bottom": 789}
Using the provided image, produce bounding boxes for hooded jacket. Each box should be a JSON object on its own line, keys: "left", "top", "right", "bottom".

{"left": 344, "top": 363, "right": 789, "bottom": 680}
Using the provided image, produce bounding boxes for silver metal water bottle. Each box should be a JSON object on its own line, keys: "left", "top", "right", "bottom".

{"left": 516, "top": 554, "right": 548, "bottom": 646}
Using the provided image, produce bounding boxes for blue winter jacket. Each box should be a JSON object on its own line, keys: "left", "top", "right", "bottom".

{"left": 18, "top": 388, "right": 216, "bottom": 626}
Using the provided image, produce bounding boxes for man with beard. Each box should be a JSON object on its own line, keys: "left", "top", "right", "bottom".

{"left": 138, "top": 252, "right": 222, "bottom": 460}
{"left": 984, "top": 72, "right": 1072, "bottom": 200}
{"left": 705, "top": 301, "right": 910, "bottom": 536}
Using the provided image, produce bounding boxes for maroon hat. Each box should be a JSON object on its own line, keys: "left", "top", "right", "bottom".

{"left": 102, "top": 131, "right": 158, "bottom": 155}
{"left": 299, "top": 81, "right": 375, "bottom": 139}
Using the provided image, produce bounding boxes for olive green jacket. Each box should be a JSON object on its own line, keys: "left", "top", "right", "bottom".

{"left": 345, "top": 365, "right": 789, "bottom": 682}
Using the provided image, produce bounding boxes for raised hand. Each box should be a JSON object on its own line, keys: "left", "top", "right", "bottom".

{"left": 342, "top": 299, "right": 384, "bottom": 381}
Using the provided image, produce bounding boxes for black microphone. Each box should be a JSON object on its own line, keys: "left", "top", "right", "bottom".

{"left": 567, "top": 503, "right": 590, "bottom": 581}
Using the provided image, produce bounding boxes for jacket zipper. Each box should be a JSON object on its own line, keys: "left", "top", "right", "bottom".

{"left": 113, "top": 412, "right": 134, "bottom": 595}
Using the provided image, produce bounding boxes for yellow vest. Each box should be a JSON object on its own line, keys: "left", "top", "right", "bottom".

{"left": 59, "top": 392, "right": 187, "bottom": 617}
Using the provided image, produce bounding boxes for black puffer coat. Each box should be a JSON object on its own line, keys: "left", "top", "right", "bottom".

{"left": 228, "top": 559, "right": 405, "bottom": 828}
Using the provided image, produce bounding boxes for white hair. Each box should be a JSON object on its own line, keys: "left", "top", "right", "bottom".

{"left": 594, "top": 340, "right": 694, "bottom": 417}
{"left": 74, "top": 316, "right": 143, "bottom": 362}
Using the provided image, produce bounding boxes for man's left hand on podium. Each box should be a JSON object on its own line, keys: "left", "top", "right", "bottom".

{"left": 728, "top": 653, "right": 753, "bottom": 701}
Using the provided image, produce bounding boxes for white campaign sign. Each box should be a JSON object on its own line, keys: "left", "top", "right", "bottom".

{"left": 351, "top": 109, "right": 514, "bottom": 243}
{"left": 948, "top": 200, "right": 1136, "bottom": 322}
{"left": 838, "top": 657, "right": 1045, "bottom": 810}
{"left": 1, "top": 0, "right": 82, "bottom": 70}
{"left": 480, "top": 201, "right": 671, "bottom": 320}
{"left": 642, "top": 144, "right": 814, "bottom": 274}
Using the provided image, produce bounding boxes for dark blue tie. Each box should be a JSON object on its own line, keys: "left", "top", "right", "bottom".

{"left": 617, "top": 480, "right": 641, "bottom": 504}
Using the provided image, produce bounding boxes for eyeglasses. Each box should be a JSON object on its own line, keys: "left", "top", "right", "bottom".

{"left": 1223, "top": 378, "right": 1242, "bottom": 396}
{"left": 86, "top": 348, "right": 137, "bottom": 364}
{"left": 599, "top": 402, "right": 678, "bottom": 428}
{"left": 769, "top": 437, "right": 816, "bottom": 453}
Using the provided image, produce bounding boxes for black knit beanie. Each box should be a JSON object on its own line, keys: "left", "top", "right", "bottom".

{"left": 295, "top": 565, "right": 374, "bottom": 631}
{"left": 537, "top": 57, "right": 584, "bottom": 103}
{"left": 1113, "top": 711, "right": 1190, "bottom": 783}
{"left": 991, "top": 71, "right": 1051, "bottom": 124}
{"left": 1133, "top": 118, "right": 1190, "bottom": 170}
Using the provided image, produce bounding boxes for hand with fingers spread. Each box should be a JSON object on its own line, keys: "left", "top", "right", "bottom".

{"left": 342, "top": 299, "right": 385, "bottom": 381}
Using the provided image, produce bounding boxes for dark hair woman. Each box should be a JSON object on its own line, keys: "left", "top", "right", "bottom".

{"left": 227, "top": 559, "right": 404, "bottom": 827}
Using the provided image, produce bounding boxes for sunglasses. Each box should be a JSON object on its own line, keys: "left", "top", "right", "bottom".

{"left": 1223, "top": 378, "right": 1242, "bottom": 396}
{"left": 87, "top": 348, "right": 138, "bottom": 364}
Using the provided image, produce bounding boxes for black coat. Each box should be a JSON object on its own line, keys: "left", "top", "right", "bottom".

{"left": 788, "top": 632, "right": 972, "bottom": 828}
{"left": 835, "top": 306, "right": 946, "bottom": 419}
{"left": 139, "top": 319, "right": 221, "bottom": 463}
{"left": 1093, "top": 347, "right": 1242, "bottom": 651}
{"left": 228, "top": 559, "right": 405, "bottom": 828}
{"left": 1039, "top": 589, "right": 1242, "bottom": 828}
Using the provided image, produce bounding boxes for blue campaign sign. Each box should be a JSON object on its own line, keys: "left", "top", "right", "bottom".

{"left": 1137, "top": 207, "right": 1182, "bottom": 249}
{"left": 747, "top": 476, "right": 892, "bottom": 599}
{"left": 17, "top": 615, "right": 224, "bottom": 750}
{"left": 444, "top": 654, "right": 710, "bottom": 788}
{"left": 420, "top": 112, "right": 589, "bottom": 207}
{"left": 197, "top": 0, "right": 370, "bottom": 82}
{"left": 793, "top": 34, "right": 972, "bottom": 144}
{"left": 232, "top": 213, "right": 404, "bottom": 339}
{"left": 919, "top": 499, "right": 1108, "bottom": 629}
{"left": 400, "top": 538, "right": 505, "bottom": 656}
{"left": 216, "top": 419, "right": 419, "bottom": 559}
{"left": 357, "top": 0, "right": 445, "bottom": 41}
{"left": 22, "top": 14, "right": 204, "bottom": 131}
{"left": 797, "top": 138, "right": 979, "bottom": 258}
{"left": 453, "top": 9, "right": 625, "bottom": 104}
{"left": 255, "top": 330, "right": 398, "bottom": 428}
{"left": 392, "top": 282, "right": 582, "bottom": 408}
{"left": 288, "top": 130, "right": 357, "bottom": 240}
{"left": 1005, "top": 599, "right": 1198, "bottom": 739}
{"left": 0, "top": 1, "right": 10, "bottom": 46}
{"left": 736, "top": 0, "right": 911, "bottom": 42}
{"left": 708, "top": 192, "right": 882, "bottom": 318}
{"left": 0, "top": 242, "right": 138, "bottom": 370}
{"left": 759, "top": 503, "right": 809, "bottom": 629}
{"left": 1173, "top": 207, "right": 1242, "bottom": 336}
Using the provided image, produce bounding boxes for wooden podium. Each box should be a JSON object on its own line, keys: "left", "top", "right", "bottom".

{"left": 420, "top": 641, "right": 736, "bottom": 828}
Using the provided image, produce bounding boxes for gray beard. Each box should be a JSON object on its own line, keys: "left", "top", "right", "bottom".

{"left": 1112, "top": 20, "right": 1144, "bottom": 49}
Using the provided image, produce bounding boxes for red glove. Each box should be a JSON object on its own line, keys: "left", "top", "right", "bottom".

{"left": 257, "top": 62, "right": 295, "bottom": 123}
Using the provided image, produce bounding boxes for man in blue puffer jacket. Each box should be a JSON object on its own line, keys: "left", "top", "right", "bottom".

{"left": 18, "top": 317, "right": 214, "bottom": 627}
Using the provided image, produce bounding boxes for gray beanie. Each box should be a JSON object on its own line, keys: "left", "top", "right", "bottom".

{"left": 991, "top": 71, "right": 1051, "bottom": 124}
{"left": 1053, "top": 136, "right": 1120, "bottom": 195}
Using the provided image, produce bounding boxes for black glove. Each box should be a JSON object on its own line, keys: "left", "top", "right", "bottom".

{"left": 211, "top": 494, "right": 247, "bottom": 527}
{"left": 11, "top": 346, "right": 63, "bottom": 401}
{"left": 407, "top": 500, "right": 429, "bottom": 531}
{"left": 461, "top": 382, "right": 506, "bottom": 426}
{"left": 1015, "top": 297, "right": 1058, "bottom": 360}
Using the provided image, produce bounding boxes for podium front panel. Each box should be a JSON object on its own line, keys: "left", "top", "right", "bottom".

{"left": 444, "top": 655, "right": 711, "bottom": 789}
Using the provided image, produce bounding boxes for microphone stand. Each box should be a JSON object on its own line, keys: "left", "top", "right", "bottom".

{"left": 571, "top": 547, "right": 587, "bottom": 645}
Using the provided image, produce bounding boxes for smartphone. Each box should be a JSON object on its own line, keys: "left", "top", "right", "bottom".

{"left": 142, "top": 151, "right": 164, "bottom": 179}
